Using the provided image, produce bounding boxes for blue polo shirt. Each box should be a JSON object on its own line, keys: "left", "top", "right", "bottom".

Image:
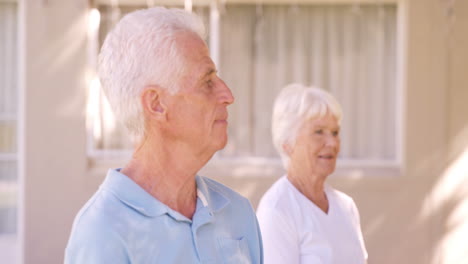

{"left": 65, "top": 169, "right": 263, "bottom": 264}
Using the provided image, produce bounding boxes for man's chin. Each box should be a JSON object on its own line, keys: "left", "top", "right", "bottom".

{"left": 213, "top": 135, "right": 228, "bottom": 151}
{"left": 216, "top": 139, "right": 228, "bottom": 150}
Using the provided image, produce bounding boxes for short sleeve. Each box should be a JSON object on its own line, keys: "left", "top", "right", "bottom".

{"left": 350, "top": 199, "right": 368, "bottom": 261}
{"left": 256, "top": 208, "right": 300, "bottom": 264}
{"left": 64, "top": 221, "right": 130, "bottom": 264}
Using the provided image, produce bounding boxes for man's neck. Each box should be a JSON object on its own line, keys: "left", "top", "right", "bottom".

{"left": 121, "top": 139, "right": 206, "bottom": 219}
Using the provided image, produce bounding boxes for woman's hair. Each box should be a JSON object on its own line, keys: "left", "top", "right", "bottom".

{"left": 98, "top": 7, "right": 206, "bottom": 142}
{"left": 271, "top": 83, "right": 343, "bottom": 169}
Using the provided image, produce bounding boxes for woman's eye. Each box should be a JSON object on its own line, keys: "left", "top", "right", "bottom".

{"left": 332, "top": 130, "right": 340, "bottom": 136}
{"left": 314, "top": 129, "right": 323, "bottom": 135}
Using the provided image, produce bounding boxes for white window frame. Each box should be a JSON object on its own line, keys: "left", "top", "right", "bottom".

{"left": 0, "top": 1, "right": 19, "bottom": 165}
{"left": 89, "top": 0, "right": 407, "bottom": 178}
{"left": 0, "top": 1, "right": 21, "bottom": 264}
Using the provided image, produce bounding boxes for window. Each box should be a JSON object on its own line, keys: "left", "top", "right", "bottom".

{"left": 88, "top": 1, "right": 401, "bottom": 176}
{"left": 217, "top": 4, "right": 400, "bottom": 167}
{"left": 0, "top": 1, "right": 19, "bottom": 263}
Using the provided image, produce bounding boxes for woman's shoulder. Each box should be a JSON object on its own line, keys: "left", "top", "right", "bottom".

{"left": 326, "top": 185, "right": 360, "bottom": 217}
{"left": 257, "top": 176, "right": 300, "bottom": 214}
{"left": 326, "top": 185, "right": 355, "bottom": 203}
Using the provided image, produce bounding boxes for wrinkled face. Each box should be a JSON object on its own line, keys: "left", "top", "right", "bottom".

{"left": 289, "top": 113, "right": 341, "bottom": 179}
{"left": 164, "top": 32, "right": 234, "bottom": 156}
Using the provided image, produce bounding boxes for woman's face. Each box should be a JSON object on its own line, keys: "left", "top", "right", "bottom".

{"left": 289, "top": 113, "right": 341, "bottom": 179}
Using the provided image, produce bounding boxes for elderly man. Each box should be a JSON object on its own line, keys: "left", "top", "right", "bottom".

{"left": 65, "top": 7, "right": 263, "bottom": 264}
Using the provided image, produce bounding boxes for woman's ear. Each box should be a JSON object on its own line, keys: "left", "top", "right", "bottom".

{"left": 141, "top": 86, "right": 166, "bottom": 118}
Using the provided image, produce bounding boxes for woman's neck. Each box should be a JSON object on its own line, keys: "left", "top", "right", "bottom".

{"left": 287, "top": 168, "right": 329, "bottom": 214}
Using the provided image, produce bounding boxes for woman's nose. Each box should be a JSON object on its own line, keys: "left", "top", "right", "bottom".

{"left": 325, "top": 134, "right": 339, "bottom": 147}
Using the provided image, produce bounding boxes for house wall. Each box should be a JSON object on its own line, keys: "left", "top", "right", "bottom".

{"left": 20, "top": 1, "right": 89, "bottom": 263}
{"left": 18, "top": 0, "right": 468, "bottom": 263}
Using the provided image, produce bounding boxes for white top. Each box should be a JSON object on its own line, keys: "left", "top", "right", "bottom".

{"left": 256, "top": 176, "right": 368, "bottom": 264}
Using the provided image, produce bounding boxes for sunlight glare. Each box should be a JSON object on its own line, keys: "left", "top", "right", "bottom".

{"left": 88, "top": 8, "right": 100, "bottom": 38}
{"left": 185, "top": 0, "right": 193, "bottom": 12}
{"left": 87, "top": 77, "right": 102, "bottom": 141}
{"left": 423, "top": 147, "right": 468, "bottom": 264}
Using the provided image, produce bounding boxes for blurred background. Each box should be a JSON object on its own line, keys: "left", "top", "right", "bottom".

{"left": 0, "top": 0, "right": 467, "bottom": 263}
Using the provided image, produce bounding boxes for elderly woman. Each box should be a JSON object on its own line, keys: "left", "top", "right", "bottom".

{"left": 257, "top": 83, "right": 368, "bottom": 264}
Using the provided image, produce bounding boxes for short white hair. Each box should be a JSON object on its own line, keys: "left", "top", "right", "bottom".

{"left": 98, "top": 7, "right": 206, "bottom": 142}
{"left": 271, "top": 83, "right": 343, "bottom": 169}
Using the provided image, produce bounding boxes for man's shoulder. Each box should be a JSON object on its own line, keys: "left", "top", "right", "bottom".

{"left": 65, "top": 194, "right": 129, "bottom": 263}
{"left": 71, "top": 185, "right": 142, "bottom": 235}
{"left": 72, "top": 190, "right": 119, "bottom": 230}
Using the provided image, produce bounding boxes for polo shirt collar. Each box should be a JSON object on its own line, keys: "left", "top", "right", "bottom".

{"left": 101, "top": 169, "right": 169, "bottom": 217}
{"left": 101, "top": 169, "right": 230, "bottom": 218}
{"left": 195, "top": 175, "right": 230, "bottom": 213}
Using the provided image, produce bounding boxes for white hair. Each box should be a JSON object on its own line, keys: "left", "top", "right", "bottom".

{"left": 98, "top": 7, "right": 206, "bottom": 142}
{"left": 271, "top": 83, "right": 343, "bottom": 169}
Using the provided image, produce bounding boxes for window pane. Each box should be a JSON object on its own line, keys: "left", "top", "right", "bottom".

{"left": 0, "top": 121, "right": 16, "bottom": 154}
{"left": 218, "top": 4, "right": 397, "bottom": 161}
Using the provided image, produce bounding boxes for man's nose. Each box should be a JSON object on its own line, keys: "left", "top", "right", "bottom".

{"left": 217, "top": 78, "right": 235, "bottom": 105}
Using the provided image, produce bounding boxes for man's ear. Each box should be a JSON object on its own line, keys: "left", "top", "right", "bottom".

{"left": 283, "top": 142, "right": 293, "bottom": 155}
{"left": 141, "top": 86, "right": 166, "bottom": 118}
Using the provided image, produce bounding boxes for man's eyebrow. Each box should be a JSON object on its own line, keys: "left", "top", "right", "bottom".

{"left": 202, "top": 68, "right": 217, "bottom": 79}
{"left": 313, "top": 124, "right": 340, "bottom": 129}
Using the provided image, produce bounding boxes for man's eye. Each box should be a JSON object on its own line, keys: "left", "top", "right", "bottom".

{"left": 314, "top": 129, "right": 323, "bottom": 135}
{"left": 332, "top": 130, "right": 340, "bottom": 136}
